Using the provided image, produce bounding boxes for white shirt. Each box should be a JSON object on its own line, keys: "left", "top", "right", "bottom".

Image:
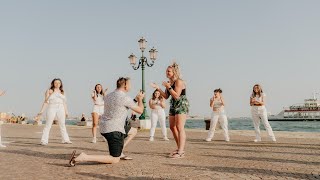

{"left": 92, "top": 93, "right": 104, "bottom": 106}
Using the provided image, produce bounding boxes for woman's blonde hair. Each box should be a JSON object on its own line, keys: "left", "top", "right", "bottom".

{"left": 168, "top": 62, "right": 181, "bottom": 82}
{"left": 252, "top": 84, "right": 263, "bottom": 98}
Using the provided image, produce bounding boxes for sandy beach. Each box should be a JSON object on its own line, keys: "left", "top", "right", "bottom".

{"left": 0, "top": 124, "right": 319, "bottom": 179}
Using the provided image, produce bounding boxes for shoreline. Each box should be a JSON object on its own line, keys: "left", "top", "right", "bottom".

{"left": 2, "top": 123, "right": 320, "bottom": 140}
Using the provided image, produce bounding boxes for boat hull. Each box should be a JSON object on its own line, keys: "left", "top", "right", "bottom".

{"left": 268, "top": 118, "right": 320, "bottom": 121}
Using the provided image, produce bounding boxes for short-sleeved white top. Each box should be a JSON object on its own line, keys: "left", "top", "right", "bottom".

{"left": 99, "top": 90, "right": 136, "bottom": 134}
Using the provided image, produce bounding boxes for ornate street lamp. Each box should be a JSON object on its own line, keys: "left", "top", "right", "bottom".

{"left": 128, "top": 37, "right": 158, "bottom": 120}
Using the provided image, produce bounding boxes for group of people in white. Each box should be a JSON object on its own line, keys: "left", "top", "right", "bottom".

{"left": 0, "top": 62, "right": 276, "bottom": 165}
{"left": 205, "top": 85, "right": 276, "bottom": 143}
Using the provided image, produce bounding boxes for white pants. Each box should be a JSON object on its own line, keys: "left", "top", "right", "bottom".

{"left": 251, "top": 106, "right": 275, "bottom": 141}
{"left": 41, "top": 104, "right": 70, "bottom": 143}
{"left": 207, "top": 110, "right": 230, "bottom": 141}
{"left": 150, "top": 109, "right": 167, "bottom": 138}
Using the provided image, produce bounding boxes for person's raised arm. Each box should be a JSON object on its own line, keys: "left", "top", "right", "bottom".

{"left": 0, "top": 90, "right": 5, "bottom": 96}
{"left": 103, "top": 88, "right": 108, "bottom": 96}
{"left": 130, "top": 91, "right": 145, "bottom": 114}
{"left": 160, "top": 98, "right": 166, "bottom": 109}
{"left": 150, "top": 83, "right": 169, "bottom": 99}
{"left": 91, "top": 90, "right": 97, "bottom": 102}
{"left": 163, "top": 79, "right": 184, "bottom": 100}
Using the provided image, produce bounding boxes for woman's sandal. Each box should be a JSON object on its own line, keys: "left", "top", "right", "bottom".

{"left": 170, "top": 152, "right": 185, "bottom": 159}
{"left": 68, "top": 150, "right": 77, "bottom": 167}
{"left": 169, "top": 150, "right": 179, "bottom": 157}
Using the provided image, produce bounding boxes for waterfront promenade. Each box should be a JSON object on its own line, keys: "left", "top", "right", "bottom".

{"left": 0, "top": 124, "right": 319, "bottom": 179}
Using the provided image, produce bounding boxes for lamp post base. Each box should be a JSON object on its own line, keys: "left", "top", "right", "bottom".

{"left": 139, "top": 119, "right": 151, "bottom": 130}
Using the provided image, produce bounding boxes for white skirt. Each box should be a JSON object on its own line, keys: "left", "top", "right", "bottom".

{"left": 92, "top": 105, "right": 104, "bottom": 115}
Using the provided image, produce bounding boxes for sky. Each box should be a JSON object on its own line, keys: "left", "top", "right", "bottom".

{"left": 0, "top": 0, "right": 320, "bottom": 118}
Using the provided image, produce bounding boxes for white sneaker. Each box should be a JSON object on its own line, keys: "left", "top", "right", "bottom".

{"left": 149, "top": 137, "right": 154, "bottom": 141}
{"left": 164, "top": 137, "right": 169, "bottom": 141}
{"left": 40, "top": 142, "right": 48, "bottom": 146}
{"left": 271, "top": 138, "right": 277, "bottom": 142}
{"left": 0, "top": 143, "right": 6, "bottom": 148}
{"left": 205, "top": 138, "right": 212, "bottom": 142}
{"left": 225, "top": 139, "right": 230, "bottom": 142}
{"left": 91, "top": 137, "right": 97, "bottom": 143}
{"left": 253, "top": 139, "right": 261, "bottom": 143}
{"left": 63, "top": 141, "right": 72, "bottom": 144}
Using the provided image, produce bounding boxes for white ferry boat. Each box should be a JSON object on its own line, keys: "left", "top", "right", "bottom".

{"left": 269, "top": 93, "right": 320, "bottom": 121}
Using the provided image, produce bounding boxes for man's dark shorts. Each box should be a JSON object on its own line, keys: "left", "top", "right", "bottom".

{"left": 101, "top": 132, "right": 125, "bottom": 157}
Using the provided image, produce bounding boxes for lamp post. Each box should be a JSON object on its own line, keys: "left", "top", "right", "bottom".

{"left": 128, "top": 37, "right": 158, "bottom": 120}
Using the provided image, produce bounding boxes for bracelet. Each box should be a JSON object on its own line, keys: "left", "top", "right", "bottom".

{"left": 168, "top": 87, "right": 172, "bottom": 91}
{"left": 133, "top": 99, "right": 138, "bottom": 103}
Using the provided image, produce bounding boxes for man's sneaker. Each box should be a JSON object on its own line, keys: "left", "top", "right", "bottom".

{"left": 149, "top": 137, "right": 154, "bottom": 141}
{"left": 164, "top": 137, "right": 169, "bottom": 141}
{"left": 91, "top": 137, "right": 97, "bottom": 143}
{"left": 205, "top": 138, "right": 212, "bottom": 142}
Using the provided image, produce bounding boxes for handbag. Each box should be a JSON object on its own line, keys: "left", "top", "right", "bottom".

{"left": 124, "top": 114, "right": 140, "bottom": 136}
{"left": 128, "top": 114, "right": 140, "bottom": 128}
